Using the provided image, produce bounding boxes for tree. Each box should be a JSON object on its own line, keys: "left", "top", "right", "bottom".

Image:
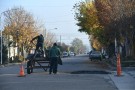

{"left": 74, "top": 1, "right": 105, "bottom": 50}
{"left": 71, "top": 38, "right": 84, "bottom": 54}
{"left": 44, "top": 31, "right": 57, "bottom": 48}
{"left": 59, "top": 42, "right": 69, "bottom": 52}
{"left": 95, "top": 0, "right": 135, "bottom": 57}
{"left": 74, "top": 0, "right": 135, "bottom": 58}
{"left": 3, "top": 6, "right": 39, "bottom": 61}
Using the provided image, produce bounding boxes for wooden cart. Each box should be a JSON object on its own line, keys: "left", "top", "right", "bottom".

{"left": 26, "top": 49, "right": 50, "bottom": 74}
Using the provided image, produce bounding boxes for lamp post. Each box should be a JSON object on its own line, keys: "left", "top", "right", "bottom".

{"left": 44, "top": 28, "right": 57, "bottom": 47}
{"left": 43, "top": 28, "right": 57, "bottom": 38}
{"left": 45, "top": 28, "right": 57, "bottom": 39}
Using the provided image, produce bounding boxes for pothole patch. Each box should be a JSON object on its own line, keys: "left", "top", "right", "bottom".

{"left": 70, "top": 70, "right": 111, "bottom": 74}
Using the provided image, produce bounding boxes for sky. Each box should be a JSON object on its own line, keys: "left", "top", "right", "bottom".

{"left": 0, "top": 0, "right": 91, "bottom": 50}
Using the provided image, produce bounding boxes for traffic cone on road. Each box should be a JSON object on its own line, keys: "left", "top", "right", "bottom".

{"left": 117, "top": 53, "right": 122, "bottom": 76}
{"left": 18, "top": 64, "right": 25, "bottom": 77}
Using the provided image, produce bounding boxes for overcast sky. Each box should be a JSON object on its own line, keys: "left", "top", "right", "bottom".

{"left": 0, "top": 0, "right": 91, "bottom": 50}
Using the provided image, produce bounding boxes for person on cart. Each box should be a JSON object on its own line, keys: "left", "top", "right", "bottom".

{"left": 30, "top": 34, "right": 44, "bottom": 57}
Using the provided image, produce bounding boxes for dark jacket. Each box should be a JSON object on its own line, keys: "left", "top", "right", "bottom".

{"left": 49, "top": 46, "right": 60, "bottom": 58}
{"left": 32, "top": 35, "right": 44, "bottom": 44}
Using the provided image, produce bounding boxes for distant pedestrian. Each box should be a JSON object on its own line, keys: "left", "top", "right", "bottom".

{"left": 49, "top": 43, "right": 61, "bottom": 74}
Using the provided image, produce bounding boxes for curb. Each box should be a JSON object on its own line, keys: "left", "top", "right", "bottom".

{"left": 0, "top": 63, "right": 22, "bottom": 68}
{"left": 103, "top": 59, "right": 135, "bottom": 78}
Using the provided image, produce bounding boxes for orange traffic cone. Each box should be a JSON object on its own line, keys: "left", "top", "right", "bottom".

{"left": 18, "top": 64, "right": 25, "bottom": 77}
{"left": 117, "top": 53, "right": 122, "bottom": 76}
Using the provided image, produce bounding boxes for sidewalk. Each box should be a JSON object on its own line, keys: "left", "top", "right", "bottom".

{"left": 109, "top": 68, "right": 135, "bottom": 90}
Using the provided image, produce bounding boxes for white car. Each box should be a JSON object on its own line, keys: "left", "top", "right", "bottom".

{"left": 62, "top": 52, "right": 69, "bottom": 58}
{"left": 69, "top": 52, "right": 75, "bottom": 56}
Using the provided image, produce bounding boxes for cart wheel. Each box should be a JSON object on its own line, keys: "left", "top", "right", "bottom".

{"left": 31, "top": 65, "right": 33, "bottom": 73}
{"left": 31, "top": 61, "right": 35, "bottom": 73}
{"left": 27, "top": 61, "right": 32, "bottom": 74}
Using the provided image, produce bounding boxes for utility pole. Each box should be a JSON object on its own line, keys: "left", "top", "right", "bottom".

{"left": 16, "top": 30, "right": 19, "bottom": 60}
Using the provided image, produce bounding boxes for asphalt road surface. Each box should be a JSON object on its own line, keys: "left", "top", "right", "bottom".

{"left": 0, "top": 54, "right": 118, "bottom": 90}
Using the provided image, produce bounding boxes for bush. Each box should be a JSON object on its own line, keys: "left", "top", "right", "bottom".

{"left": 0, "top": 45, "right": 8, "bottom": 64}
{"left": 11, "top": 55, "right": 24, "bottom": 63}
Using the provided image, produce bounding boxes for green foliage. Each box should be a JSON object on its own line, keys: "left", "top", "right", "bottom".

{"left": 74, "top": 1, "right": 102, "bottom": 34}
{"left": 74, "top": 0, "right": 135, "bottom": 57}
{"left": 74, "top": 1, "right": 105, "bottom": 50}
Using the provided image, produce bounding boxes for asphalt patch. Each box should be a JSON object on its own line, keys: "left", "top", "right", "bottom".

{"left": 70, "top": 70, "right": 111, "bottom": 74}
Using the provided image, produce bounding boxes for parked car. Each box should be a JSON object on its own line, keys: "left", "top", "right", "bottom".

{"left": 89, "top": 51, "right": 102, "bottom": 61}
{"left": 62, "top": 52, "right": 69, "bottom": 58}
{"left": 69, "top": 52, "right": 75, "bottom": 56}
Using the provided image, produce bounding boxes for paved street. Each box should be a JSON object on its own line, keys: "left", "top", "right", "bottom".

{"left": 0, "top": 55, "right": 135, "bottom": 90}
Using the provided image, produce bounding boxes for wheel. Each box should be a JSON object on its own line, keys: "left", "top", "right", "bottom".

{"left": 31, "top": 61, "right": 35, "bottom": 73}
{"left": 27, "top": 61, "right": 31, "bottom": 74}
{"left": 27, "top": 60, "right": 34, "bottom": 74}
